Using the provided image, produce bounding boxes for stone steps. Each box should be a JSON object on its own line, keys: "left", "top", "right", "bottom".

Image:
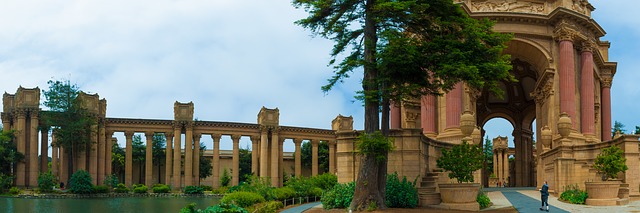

{"left": 418, "top": 172, "right": 441, "bottom": 206}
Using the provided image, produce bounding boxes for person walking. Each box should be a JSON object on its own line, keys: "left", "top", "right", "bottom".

{"left": 540, "top": 181, "right": 549, "bottom": 212}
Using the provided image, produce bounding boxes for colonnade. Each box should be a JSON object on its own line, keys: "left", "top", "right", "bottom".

{"left": 492, "top": 136, "right": 510, "bottom": 186}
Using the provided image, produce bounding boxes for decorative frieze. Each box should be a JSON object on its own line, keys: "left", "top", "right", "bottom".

{"left": 469, "top": 0, "right": 545, "bottom": 15}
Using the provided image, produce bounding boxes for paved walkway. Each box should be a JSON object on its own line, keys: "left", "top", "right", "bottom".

{"left": 502, "top": 191, "right": 568, "bottom": 213}
{"left": 280, "top": 201, "right": 321, "bottom": 213}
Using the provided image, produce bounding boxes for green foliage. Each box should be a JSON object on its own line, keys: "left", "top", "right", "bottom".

{"left": 152, "top": 133, "right": 166, "bottom": 181}
{"left": 93, "top": 185, "right": 109, "bottom": 193}
{"left": 69, "top": 170, "right": 94, "bottom": 194}
{"left": 285, "top": 176, "right": 323, "bottom": 198}
{"left": 9, "top": 186, "right": 20, "bottom": 195}
{"left": 202, "top": 203, "right": 248, "bottom": 213}
{"left": 613, "top": 121, "right": 626, "bottom": 137}
{"left": 200, "top": 185, "right": 214, "bottom": 191}
{"left": 104, "top": 174, "right": 119, "bottom": 189}
{"left": 221, "top": 191, "right": 266, "bottom": 208}
{"left": 132, "top": 135, "right": 145, "bottom": 183}
{"left": 211, "top": 186, "right": 229, "bottom": 194}
{"left": 483, "top": 136, "right": 493, "bottom": 175}
{"left": 356, "top": 132, "right": 394, "bottom": 162}
{"left": 635, "top": 126, "right": 640, "bottom": 135}
{"left": 111, "top": 142, "right": 125, "bottom": 182}
{"left": 321, "top": 182, "right": 356, "bottom": 209}
{"left": 238, "top": 145, "right": 252, "bottom": 183}
{"left": 0, "top": 174, "right": 13, "bottom": 192}
{"left": 229, "top": 175, "right": 275, "bottom": 200}
{"left": 385, "top": 173, "right": 418, "bottom": 208}
{"left": 252, "top": 201, "right": 284, "bottom": 213}
{"left": 477, "top": 191, "right": 491, "bottom": 208}
{"left": 436, "top": 140, "right": 484, "bottom": 183}
{"left": 152, "top": 184, "right": 170, "bottom": 193}
{"left": 310, "top": 173, "right": 338, "bottom": 190}
{"left": 38, "top": 172, "right": 58, "bottom": 193}
{"left": 272, "top": 187, "right": 296, "bottom": 200}
{"left": 184, "top": 185, "right": 204, "bottom": 194}
{"left": 180, "top": 202, "right": 198, "bottom": 213}
{"left": 559, "top": 184, "right": 588, "bottom": 205}
{"left": 220, "top": 168, "right": 231, "bottom": 187}
{"left": 114, "top": 183, "right": 130, "bottom": 193}
{"left": 301, "top": 141, "right": 329, "bottom": 173}
{"left": 0, "top": 129, "right": 23, "bottom": 176}
{"left": 133, "top": 184, "right": 148, "bottom": 193}
{"left": 594, "top": 145, "right": 628, "bottom": 180}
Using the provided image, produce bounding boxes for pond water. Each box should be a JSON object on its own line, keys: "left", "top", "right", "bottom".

{"left": 0, "top": 196, "right": 220, "bottom": 213}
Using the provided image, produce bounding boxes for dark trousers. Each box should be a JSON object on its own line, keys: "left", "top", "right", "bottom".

{"left": 541, "top": 195, "right": 549, "bottom": 207}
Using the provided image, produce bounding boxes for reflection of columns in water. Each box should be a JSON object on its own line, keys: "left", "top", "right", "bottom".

{"left": 164, "top": 132, "right": 173, "bottom": 185}
{"left": 193, "top": 133, "right": 201, "bottom": 186}
{"left": 312, "top": 140, "right": 319, "bottom": 176}
{"left": 231, "top": 135, "right": 240, "bottom": 186}
{"left": 211, "top": 134, "right": 221, "bottom": 188}
{"left": 145, "top": 132, "right": 154, "bottom": 188}
{"left": 124, "top": 131, "right": 134, "bottom": 187}
{"left": 172, "top": 126, "right": 181, "bottom": 188}
{"left": 251, "top": 136, "right": 259, "bottom": 175}
{"left": 294, "top": 139, "right": 302, "bottom": 177}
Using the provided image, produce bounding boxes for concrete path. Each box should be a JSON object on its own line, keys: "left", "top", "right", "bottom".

{"left": 280, "top": 201, "right": 321, "bottom": 213}
{"left": 502, "top": 191, "right": 569, "bottom": 213}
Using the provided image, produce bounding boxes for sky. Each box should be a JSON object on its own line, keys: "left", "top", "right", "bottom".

{"left": 0, "top": 0, "right": 638, "bottom": 152}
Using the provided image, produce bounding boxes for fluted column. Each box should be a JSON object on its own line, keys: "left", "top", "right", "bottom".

{"left": 559, "top": 38, "right": 576, "bottom": 126}
{"left": 390, "top": 102, "right": 401, "bottom": 129}
{"left": 311, "top": 140, "right": 319, "bottom": 176}
{"left": 164, "top": 132, "right": 173, "bottom": 185}
{"left": 493, "top": 151, "right": 497, "bottom": 179}
{"left": 329, "top": 140, "right": 336, "bottom": 174}
{"left": 145, "top": 132, "right": 154, "bottom": 188}
{"left": 193, "top": 133, "right": 201, "bottom": 186}
{"left": 499, "top": 149, "right": 504, "bottom": 181}
{"left": 270, "top": 130, "right": 280, "bottom": 187}
{"left": 259, "top": 129, "right": 268, "bottom": 177}
{"left": 172, "top": 125, "right": 182, "bottom": 188}
{"left": 251, "top": 136, "right": 259, "bottom": 175}
{"left": 601, "top": 78, "right": 613, "bottom": 141}
{"left": 26, "top": 111, "right": 38, "bottom": 187}
{"left": 421, "top": 95, "right": 437, "bottom": 135}
{"left": 40, "top": 128, "right": 49, "bottom": 173}
{"left": 231, "top": 135, "right": 241, "bottom": 186}
{"left": 580, "top": 44, "right": 595, "bottom": 136}
{"left": 446, "top": 83, "right": 463, "bottom": 129}
{"left": 211, "top": 134, "right": 221, "bottom": 188}
{"left": 124, "top": 131, "right": 134, "bottom": 187}
{"left": 184, "top": 125, "right": 193, "bottom": 186}
{"left": 106, "top": 132, "right": 114, "bottom": 178}
{"left": 97, "top": 125, "right": 105, "bottom": 185}
{"left": 15, "top": 110, "right": 26, "bottom": 186}
{"left": 293, "top": 139, "right": 302, "bottom": 177}
{"left": 279, "top": 137, "right": 284, "bottom": 186}
{"left": 503, "top": 150, "right": 509, "bottom": 185}
{"left": 89, "top": 124, "right": 98, "bottom": 185}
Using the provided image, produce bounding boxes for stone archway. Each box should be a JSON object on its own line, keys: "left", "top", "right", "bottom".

{"left": 477, "top": 59, "right": 538, "bottom": 187}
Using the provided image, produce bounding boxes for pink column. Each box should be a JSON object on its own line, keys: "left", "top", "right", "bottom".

{"left": 580, "top": 46, "right": 595, "bottom": 135}
{"left": 601, "top": 80, "right": 612, "bottom": 141}
{"left": 446, "top": 83, "right": 463, "bottom": 129}
{"left": 421, "top": 95, "right": 436, "bottom": 134}
{"left": 559, "top": 39, "right": 576, "bottom": 127}
{"left": 390, "top": 102, "right": 401, "bottom": 129}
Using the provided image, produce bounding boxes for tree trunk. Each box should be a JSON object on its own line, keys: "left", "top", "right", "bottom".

{"left": 350, "top": 154, "right": 385, "bottom": 211}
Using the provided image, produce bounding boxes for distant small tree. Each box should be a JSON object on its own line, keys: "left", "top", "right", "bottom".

{"left": 437, "top": 141, "right": 484, "bottom": 183}
{"left": 613, "top": 121, "right": 626, "bottom": 137}
{"left": 152, "top": 134, "right": 166, "bottom": 182}
{"left": 483, "top": 136, "right": 493, "bottom": 176}
{"left": 198, "top": 143, "right": 212, "bottom": 180}
{"left": 239, "top": 146, "right": 252, "bottom": 183}
{"left": 220, "top": 168, "right": 231, "bottom": 187}
{"left": 111, "top": 143, "right": 125, "bottom": 183}
{"left": 594, "top": 145, "right": 628, "bottom": 181}
{"left": 38, "top": 172, "right": 58, "bottom": 193}
{"left": 131, "top": 135, "right": 145, "bottom": 183}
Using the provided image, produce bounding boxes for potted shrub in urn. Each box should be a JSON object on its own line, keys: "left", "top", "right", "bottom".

{"left": 585, "top": 145, "right": 628, "bottom": 206}
{"left": 436, "top": 140, "right": 484, "bottom": 210}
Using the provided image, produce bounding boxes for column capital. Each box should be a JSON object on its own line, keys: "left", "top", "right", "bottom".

{"left": 193, "top": 132, "right": 202, "bottom": 139}
{"left": 310, "top": 139, "right": 319, "bottom": 146}
{"left": 124, "top": 131, "right": 134, "bottom": 138}
{"left": 580, "top": 40, "right": 595, "bottom": 53}
{"left": 164, "top": 131, "right": 174, "bottom": 138}
{"left": 211, "top": 133, "right": 222, "bottom": 141}
{"left": 293, "top": 138, "right": 302, "bottom": 145}
{"left": 328, "top": 140, "right": 337, "bottom": 146}
{"left": 15, "top": 109, "right": 27, "bottom": 118}
{"left": 250, "top": 135, "right": 260, "bottom": 143}
{"left": 29, "top": 109, "right": 39, "bottom": 118}
{"left": 601, "top": 77, "right": 613, "bottom": 88}
{"left": 231, "top": 134, "right": 241, "bottom": 142}
{"left": 144, "top": 131, "right": 155, "bottom": 138}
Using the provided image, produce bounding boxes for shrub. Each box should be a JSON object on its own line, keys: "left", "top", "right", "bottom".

{"left": 133, "top": 184, "right": 148, "bottom": 193}
{"left": 385, "top": 172, "right": 418, "bottom": 208}
{"left": 38, "top": 172, "right": 58, "bottom": 193}
{"left": 220, "top": 168, "right": 231, "bottom": 187}
{"left": 252, "top": 201, "right": 284, "bottom": 213}
{"left": 114, "top": 183, "right": 130, "bottom": 193}
{"left": 201, "top": 185, "right": 214, "bottom": 191}
{"left": 310, "top": 173, "right": 338, "bottom": 190}
{"left": 559, "top": 184, "right": 588, "bottom": 204}
{"left": 211, "top": 186, "right": 229, "bottom": 194}
{"left": 104, "top": 174, "right": 119, "bottom": 190}
{"left": 9, "top": 187, "right": 21, "bottom": 195}
{"left": 232, "top": 176, "right": 275, "bottom": 200}
{"left": 69, "top": 170, "right": 94, "bottom": 194}
{"left": 0, "top": 174, "right": 13, "bottom": 192}
{"left": 179, "top": 202, "right": 198, "bottom": 213}
{"left": 93, "top": 185, "right": 110, "bottom": 193}
{"left": 152, "top": 184, "right": 170, "bottom": 193}
{"left": 436, "top": 140, "right": 484, "bottom": 183}
{"left": 285, "top": 176, "right": 316, "bottom": 198}
{"left": 272, "top": 187, "right": 296, "bottom": 200}
{"left": 321, "top": 182, "right": 355, "bottom": 209}
{"left": 477, "top": 191, "right": 491, "bottom": 208}
{"left": 594, "top": 145, "right": 628, "bottom": 180}
{"left": 203, "top": 203, "right": 248, "bottom": 213}
{"left": 184, "top": 185, "right": 204, "bottom": 194}
{"left": 221, "top": 191, "right": 266, "bottom": 208}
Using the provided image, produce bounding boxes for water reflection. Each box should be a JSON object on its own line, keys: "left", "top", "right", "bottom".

{"left": 0, "top": 196, "right": 219, "bottom": 213}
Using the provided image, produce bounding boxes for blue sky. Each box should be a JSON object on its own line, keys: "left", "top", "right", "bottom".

{"left": 0, "top": 0, "right": 637, "bottom": 151}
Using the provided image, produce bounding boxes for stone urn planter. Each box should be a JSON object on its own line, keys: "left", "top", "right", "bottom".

{"left": 585, "top": 181, "right": 621, "bottom": 206}
{"left": 439, "top": 183, "right": 480, "bottom": 203}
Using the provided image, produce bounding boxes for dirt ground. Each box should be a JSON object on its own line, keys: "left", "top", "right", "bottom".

{"left": 295, "top": 207, "right": 518, "bottom": 213}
